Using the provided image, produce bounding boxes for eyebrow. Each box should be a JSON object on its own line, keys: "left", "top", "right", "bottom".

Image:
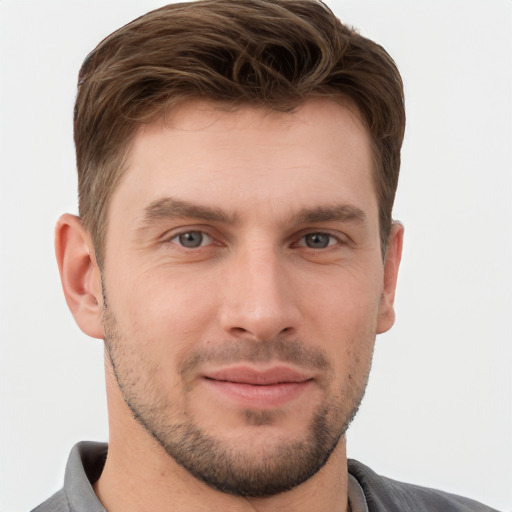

{"left": 290, "top": 204, "right": 366, "bottom": 225}
{"left": 140, "top": 197, "right": 366, "bottom": 228}
{"left": 141, "top": 197, "right": 240, "bottom": 225}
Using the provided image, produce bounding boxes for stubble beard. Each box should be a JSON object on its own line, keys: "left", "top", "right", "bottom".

{"left": 102, "top": 304, "right": 372, "bottom": 498}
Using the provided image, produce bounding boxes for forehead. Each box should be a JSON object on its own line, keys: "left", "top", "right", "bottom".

{"left": 110, "top": 98, "right": 377, "bottom": 225}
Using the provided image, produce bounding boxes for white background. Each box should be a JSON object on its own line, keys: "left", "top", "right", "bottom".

{"left": 1, "top": 1, "right": 511, "bottom": 510}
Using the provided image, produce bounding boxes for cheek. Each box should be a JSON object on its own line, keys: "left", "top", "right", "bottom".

{"left": 111, "top": 269, "right": 221, "bottom": 355}
{"left": 308, "top": 268, "right": 382, "bottom": 332}
{"left": 305, "top": 271, "right": 382, "bottom": 368}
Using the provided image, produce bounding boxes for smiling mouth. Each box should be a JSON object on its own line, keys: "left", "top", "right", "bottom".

{"left": 201, "top": 366, "right": 314, "bottom": 408}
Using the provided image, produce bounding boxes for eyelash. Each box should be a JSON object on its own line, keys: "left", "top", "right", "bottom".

{"left": 168, "top": 231, "right": 215, "bottom": 249}
{"left": 295, "top": 232, "right": 342, "bottom": 249}
{"left": 166, "top": 230, "right": 345, "bottom": 250}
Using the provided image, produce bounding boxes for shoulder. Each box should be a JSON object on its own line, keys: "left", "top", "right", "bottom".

{"left": 29, "top": 442, "right": 108, "bottom": 512}
{"left": 30, "top": 489, "right": 70, "bottom": 512}
{"left": 348, "top": 459, "right": 499, "bottom": 512}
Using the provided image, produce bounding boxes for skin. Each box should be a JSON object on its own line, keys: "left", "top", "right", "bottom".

{"left": 56, "top": 98, "right": 403, "bottom": 512}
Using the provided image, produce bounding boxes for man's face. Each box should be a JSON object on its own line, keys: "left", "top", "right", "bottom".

{"left": 101, "top": 98, "right": 398, "bottom": 496}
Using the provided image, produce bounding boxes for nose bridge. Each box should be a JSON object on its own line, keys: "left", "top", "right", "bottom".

{"left": 220, "top": 241, "right": 298, "bottom": 340}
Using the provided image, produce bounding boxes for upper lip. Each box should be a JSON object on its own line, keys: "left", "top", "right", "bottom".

{"left": 202, "top": 366, "right": 313, "bottom": 385}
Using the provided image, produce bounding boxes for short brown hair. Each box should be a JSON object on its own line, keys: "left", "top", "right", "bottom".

{"left": 75, "top": 0, "right": 405, "bottom": 266}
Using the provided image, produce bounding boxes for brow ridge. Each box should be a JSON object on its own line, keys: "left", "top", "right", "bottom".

{"left": 142, "top": 197, "right": 239, "bottom": 225}
{"left": 141, "top": 197, "right": 366, "bottom": 229}
{"left": 290, "top": 204, "right": 366, "bottom": 225}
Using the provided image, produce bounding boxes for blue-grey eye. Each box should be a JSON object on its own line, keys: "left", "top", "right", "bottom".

{"left": 177, "top": 231, "right": 205, "bottom": 248}
{"left": 304, "top": 233, "right": 332, "bottom": 249}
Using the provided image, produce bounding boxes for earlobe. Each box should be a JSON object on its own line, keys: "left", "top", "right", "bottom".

{"left": 55, "top": 214, "right": 105, "bottom": 339}
{"left": 377, "top": 222, "right": 404, "bottom": 334}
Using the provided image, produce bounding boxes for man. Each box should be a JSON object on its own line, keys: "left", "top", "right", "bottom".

{"left": 31, "top": 1, "right": 498, "bottom": 511}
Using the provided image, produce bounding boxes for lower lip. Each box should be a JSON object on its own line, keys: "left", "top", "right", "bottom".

{"left": 203, "top": 379, "right": 312, "bottom": 408}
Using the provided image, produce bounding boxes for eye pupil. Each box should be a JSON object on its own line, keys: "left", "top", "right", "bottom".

{"left": 305, "top": 233, "right": 330, "bottom": 249}
{"left": 179, "top": 231, "right": 203, "bottom": 248}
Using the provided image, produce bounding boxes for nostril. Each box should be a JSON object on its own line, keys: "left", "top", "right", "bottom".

{"left": 231, "top": 326, "right": 249, "bottom": 335}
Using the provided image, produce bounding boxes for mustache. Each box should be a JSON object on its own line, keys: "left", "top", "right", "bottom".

{"left": 178, "top": 337, "right": 332, "bottom": 376}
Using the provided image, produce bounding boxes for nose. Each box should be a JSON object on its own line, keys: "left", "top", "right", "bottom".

{"left": 219, "top": 245, "right": 300, "bottom": 342}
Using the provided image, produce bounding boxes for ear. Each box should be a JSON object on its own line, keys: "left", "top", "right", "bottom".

{"left": 55, "top": 214, "right": 105, "bottom": 339}
{"left": 377, "top": 221, "right": 404, "bottom": 334}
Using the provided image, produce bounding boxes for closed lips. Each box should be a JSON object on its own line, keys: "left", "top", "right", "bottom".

{"left": 202, "top": 366, "right": 313, "bottom": 385}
